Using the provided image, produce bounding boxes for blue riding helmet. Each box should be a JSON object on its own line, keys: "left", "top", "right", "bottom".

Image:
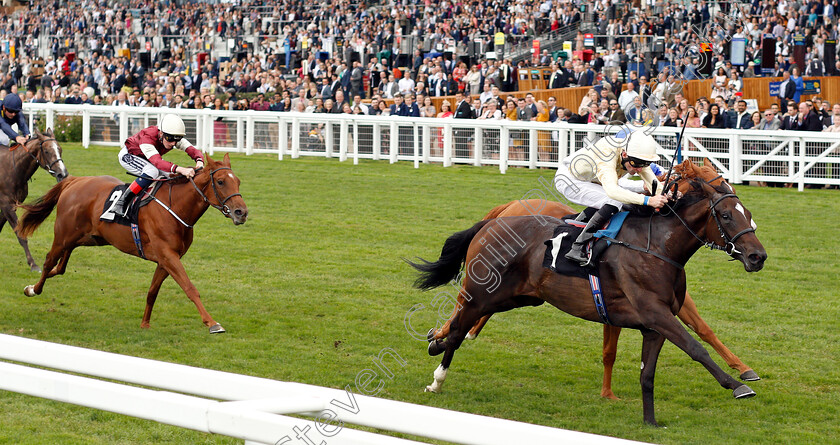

{"left": 2, "top": 94, "right": 22, "bottom": 112}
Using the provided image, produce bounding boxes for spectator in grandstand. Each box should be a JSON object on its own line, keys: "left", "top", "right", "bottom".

{"left": 618, "top": 82, "right": 638, "bottom": 112}
{"left": 823, "top": 115, "right": 840, "bottom": 132}
{"left": 625, "top": 97, "right": 646, "bottom": 124}
{"left": 794, "top": 101, "right": 823, "bottom": 131}
{"left": 780, "top": 102, "right": 799, "bottom": 130}
{"left": 504, "top": 99, "right": 518, "bottom": 121}
{"left": 420, "top": 96, "right": 436, "bottom": 118}
{"left": 478, "top": 100, "right": 502, "bottom": 120}
{"left": 731, "top": 100, "right": 753, "bottom": 130}
{"left": 604, "top": 99, "right": 626, "bottom": 124}
{"left": 702, "top": 104, "right": 727, "bottom": 129}
{"left": 436, "top": 100, "right": 453, "bottom": 119}
{"left": 578, "top": 89, "right": 599, "bottom": 115}
{"left": 756, "top": 110, "right": 782, "bottom": 131}
{"left": 516, "top": 97, "right": 534, "bottom": 122}
{"left": 686, "top": 107, "right": 702, "bottom": 128}
{"left": 791, "top": 67, "right": 805, "bottom": 103}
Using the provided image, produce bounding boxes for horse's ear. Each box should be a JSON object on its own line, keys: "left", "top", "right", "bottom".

{"left": 223, "top": 153, "right": 231, "bottom": 166}
{"left": 43, "top": 127, "right": 54, "bottom": 137}
{"left": 33, "top": 127, "right": 41, "bottom": 137}
{"left": 703, "top": 157, "right": 717, "bottom": 171}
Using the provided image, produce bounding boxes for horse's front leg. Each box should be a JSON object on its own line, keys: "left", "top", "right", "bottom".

{"left": 158, "top": 252, "right": 224, "bottom": 333}
{"left": 601, "top": 324, "right": 622, "bottom": 399}
{"left": 678, "top": 291, "right": 758, "bottom": 380}
{"left": 639, "top": 328, "right": 666, "bottom": 426}
{"left": 641, "top": 306, "right": 754, "bottom": 398}
{"left": 1, "top": 204, "right": 41, "bottom": 272}
{"left": 141, "top": 264, "right": 170, "bottom": 329}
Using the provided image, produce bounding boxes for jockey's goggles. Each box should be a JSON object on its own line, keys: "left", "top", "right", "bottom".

{"left": 625, "top": 156, "right": 652, "bottom": 168}
{"left": 162, "top": 133, "right": 183, "bottom": 143}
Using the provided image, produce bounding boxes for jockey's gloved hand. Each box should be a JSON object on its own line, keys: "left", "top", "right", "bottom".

{"left": 195, "top": 159, "right": 204, "bottom": 170}
{"left": 175, "top": 165, "right": 196, "bottom": 179}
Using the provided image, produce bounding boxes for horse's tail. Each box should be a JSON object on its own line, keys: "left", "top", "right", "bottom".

{"left": 406, "top": 219, "right": 491, "bottom": 290}
{"left": 481, "top": 201, "right": 514, "bottom": 220}
{"left": 17, "top": 177, "right": 76, "bottom": 239}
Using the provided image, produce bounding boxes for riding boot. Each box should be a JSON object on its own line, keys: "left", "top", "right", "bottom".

{"left": 574, "top": 207, "right": 598, "bottom": 222}
{"left": 103, "top": 188, "right": 136, "bottom": 218}
{"left": 565, "top": 204, "right": 619, "bottom": 266}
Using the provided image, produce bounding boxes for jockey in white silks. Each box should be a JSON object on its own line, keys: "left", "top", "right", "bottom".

{"left": 554, "top": 131, "right": 668, "bottom": 265}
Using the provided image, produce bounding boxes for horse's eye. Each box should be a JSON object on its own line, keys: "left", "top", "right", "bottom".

{"left": 217, "top": 180, "right": 224, "bottom": 186}
{"left": 721, "top": 212, "right": 730, "bottom": 220}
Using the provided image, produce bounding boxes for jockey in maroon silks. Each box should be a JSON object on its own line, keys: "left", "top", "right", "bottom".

{"left": 103, "top": 114, "right": 204, "bottom": 217}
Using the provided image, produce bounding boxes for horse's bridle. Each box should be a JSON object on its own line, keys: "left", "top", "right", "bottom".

{"left": 188, "top": 167, "right": 242, "bottom": 217}
{"left": 664, "top": 174, "right": 756, "bottom": 257}
{"left": 23, "top": 138, "right": 65, "bottom": 175}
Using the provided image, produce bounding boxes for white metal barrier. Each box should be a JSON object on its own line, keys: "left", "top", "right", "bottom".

{"left": 25, "top": 103, "right": 840, "bottom": 191}
{"left": 0, "top": 334, "right": 647, "bottom": 445}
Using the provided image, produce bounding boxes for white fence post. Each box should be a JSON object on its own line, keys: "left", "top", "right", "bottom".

{"left": 82, "top": 107, "right": 91, "bottom": 148}
{"left": 45, "top": 107, "right": 54, "bottom": 132}
{"left": 390, "top": 121, "right": 398, "bottom": 164}
{"left": 291, "top": 118, "right": 300, "bottom": 159}
{"left": 353, "top": 120, "right": 359, "bottom": 165}
{"left": 473, "top": 129, "right": 483, "bottom": 166}
{"left": 236, "top": 118, "right": 245, "bottom": 153}
{"left": 422, "top": 126, "right": 431, "bottom": 164}
{"left": 798, "top": 137, "right": 806, "bottom": 192}
{"left": 245, "top": 116, "right": 255, "bottom": 155}
{"left": 278, "top": 118, "right": 286, "bottom": 161}
{"left": 372, "top": 123, "right": 381, "bottom": 161}
{"left": 119, "top": 111, "right": 128, "bottom": 145}
{"left": 730, "top": 133, "right": 742, "bottom": 184}
{"left": 413, "top": 124, "right": 420, "bottom": 169}
{"left": 443, "top": 124, "right": 452, "bottom": 167}
{"left": 500, "top": 126, "right": 509, "bottom": 174}
{"left": 338, "top": 120, "right": 348, "bottom": 161}
{"left": 325, "top": 121, "right": 334, "bottom": 158}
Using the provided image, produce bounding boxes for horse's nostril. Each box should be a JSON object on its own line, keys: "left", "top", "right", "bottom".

{"left": 234, "top": 209, "right": 243, "bottom": 216}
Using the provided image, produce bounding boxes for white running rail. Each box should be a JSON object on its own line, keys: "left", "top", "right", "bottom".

{"left": 24, "top": 103, "right": 840, "bottom": 191}
{"left": 0, "top": 334, "right": 648, "bottom": 445}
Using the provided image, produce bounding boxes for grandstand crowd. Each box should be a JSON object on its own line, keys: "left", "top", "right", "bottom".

{"left": 2, "top": 0, "right": 840, "bottom": 132}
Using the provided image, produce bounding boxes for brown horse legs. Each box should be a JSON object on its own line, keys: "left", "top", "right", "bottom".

{"left": 141, "top": 265, "right": 170, "bottom": 329}
{"left": 1, "top": 205, "right": 41, "bottom": 272}
{"left": 157, "top": 253, "right": 224, "bottom": 333}
{"left": 639, "top": 306, "right": 754, "bottom": 425}
{"left": 678, "top": 293, "right": 757, "bottom": 380}
{"left": 601, "top": 325, "right": 622, "bottom": 399}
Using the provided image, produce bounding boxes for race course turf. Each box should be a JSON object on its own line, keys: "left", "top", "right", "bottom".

{"left": 1, "top": 144, "right": 838, "bottom": 444}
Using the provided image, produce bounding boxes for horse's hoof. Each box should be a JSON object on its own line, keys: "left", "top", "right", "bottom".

{"left": 733, "top": 384, "right": 756, "bottom": 399}
{"left": 424, "top": 385, "right": 438, "bottom": 393}
{"left": 23, "top": 285, "right": 36, "bottom": 297}
{"left": 30, "top": 265, "right": 42, "bottom": 273}
{"left": 428, "top": 340, "right": 445, "bottom": 356}
{"left": 426, "top": 327, "right": 436, "bottom": 342}
{"left": 465, "top": 332, "right": 476, "bottom": 340}
{"left": 209, "top": 323, "right": 226, "bottom": 334}
{"left": 740, "top": 370, "right": 761, "bottom": 381}
{"left": 601, "top": 391, "right": 620, "bottom": 400}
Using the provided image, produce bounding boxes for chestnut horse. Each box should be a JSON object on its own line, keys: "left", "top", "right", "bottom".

{"left": 0, "top": 128, "right": 68, "bottom": 271}
{"left": 16, "top": 153, "right": 247, "bottom": 333}
{"left": 409, "top": 160, "right": 767, "bottom": 425}
{"left": 429, "top": 199, "right": 759, "bottom": 399}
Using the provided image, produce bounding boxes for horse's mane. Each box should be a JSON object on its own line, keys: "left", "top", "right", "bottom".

{"left": 668, "top": 160, "right": 732, "bottom": 209}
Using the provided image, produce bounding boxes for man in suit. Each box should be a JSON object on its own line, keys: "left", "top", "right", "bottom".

{"left": 548, "top": 63, "right": 563, "bottom": 89}
{"left": 794, "top": 101, "right": 823, "bottom": 131}
{"left": 404, "top": 94, "right": 420, "bottom": 117}
{"left": 350, "top": 61, "right": 364, "bottom": 98}
{"left": 320, "top": 76, "right": 333, "bottom": 101}
{"left": 453, "top": 92, "right": 473, "bottom": 156}
{"left": 500, "top": 59, "right": 514, "bottom": 92}
{"left": 756, "top": 110, "right": 782, "bottom": 130}
{"left": 539, "top": 50, "right": 552, "bottom": 66}
{"left": 780, "top": 102, "right": 798, "bottom": 130}
{"left": 382, "top": 73, "right": 399, "bottom": 98}
{"left": 604, "top": 99, "right": 627, "bottom": 123}
{"left": 454, "top": 92, "right": 472, "bottom": 119}
{"left": 330, "top": 73, "right": 342, "bottom": 99}
{"left": 778, "top": 70, "right": 796, "bottom": 108}
{"left": 581, "top": 62, "right": 595, "bottom": 87}
{"left": 389, "top": 94, "right": 408, "bottom": 116}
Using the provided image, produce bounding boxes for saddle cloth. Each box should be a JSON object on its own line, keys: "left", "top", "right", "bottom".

{"left": 99, "top": 182, "right": 161, "bottom": 226}
{"left": 542, "top": 211, "right": 630, "bottom": 278}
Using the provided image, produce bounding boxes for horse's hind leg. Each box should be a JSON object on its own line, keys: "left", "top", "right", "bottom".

{"left": 141, "top": 265, "right": 169, "bottom": 329}
{"left": 24, "top": 241, "right": 65, "bottom": 296}
{"left": 1, "top": 205, "right": 41, "bottom": 272}
{"left": 678, "top": 292, "right": 758, "bottom": 381}
{"left": 425, "top": 303, "right": 483, "bottom": 393}
{"left": 466, "top": 314, "right": 492, "bottom": 340}
{"left": 639, "top": 328, "right": 667, "bottom": 426}
{"left": 601, "top": 324, "right": 622, "bottom": 399}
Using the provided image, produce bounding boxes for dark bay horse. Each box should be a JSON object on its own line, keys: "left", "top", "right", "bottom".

{"left": 429, "top": 199, "right": 759, "bottom": 399}
{"left": 16, "top": 153, "right": 247, "bottom": 333}
{"left": 0, "top": 128, "right": 68, "bottom": 271}
{"left": 409, "top": 160, "right": 767, "bottom": 425}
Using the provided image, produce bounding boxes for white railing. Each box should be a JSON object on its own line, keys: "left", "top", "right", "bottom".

{"left": 0, "top": 334, "right": 647, "bottom": 445}
{"left": 25, "top": 103, "right": 840, "bottom": 191}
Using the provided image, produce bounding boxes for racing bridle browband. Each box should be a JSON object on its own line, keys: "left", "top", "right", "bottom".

{"left": 664, "top": 174, "right": 756, "bottom": 257}
{"left": 188, "top": 166, "right": 241, "bottom": 217}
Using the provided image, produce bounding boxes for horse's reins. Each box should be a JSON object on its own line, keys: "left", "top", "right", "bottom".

{"left": 662, "top": 174, "right": 756, "bottom": 257}
{"left": 188, "top": 166, "right": 242, "bottom": 217}
{"left": 12, "top": 138, "right": 64, "bottom": 175}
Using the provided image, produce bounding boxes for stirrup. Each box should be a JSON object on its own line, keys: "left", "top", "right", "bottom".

{"left": 565, "top": 243, "right": 590, "bottom": 265}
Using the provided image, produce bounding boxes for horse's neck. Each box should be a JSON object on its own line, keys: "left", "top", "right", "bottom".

{"left": 1, "top": 146, "right": 39, "bottom": 194}
{"left": 659, "top": 200, "right": 712, "bottom": 265}
{"left": 164, "top": 177, "right": 212, "bottom": 226}
{"left": 623, "top": 202, "right": 709, "bottom": 267}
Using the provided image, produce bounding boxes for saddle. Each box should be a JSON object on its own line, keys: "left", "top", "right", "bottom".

{"left": 99, "top": 181, "right": 163, "bottom": 226}
{"left": 542, "top": 211, "right": 630, "bottom": 278}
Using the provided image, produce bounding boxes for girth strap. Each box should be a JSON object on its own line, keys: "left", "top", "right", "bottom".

{"left": 130, "top": 223, "right": 146, "bottom": 259}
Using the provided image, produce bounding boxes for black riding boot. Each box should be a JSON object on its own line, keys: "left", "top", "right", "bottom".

{"left": 565, "top": 204, "right": 619, "bottom": 266}
{"left": 573, "top": 207, "right": 598, "bottom": 222}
